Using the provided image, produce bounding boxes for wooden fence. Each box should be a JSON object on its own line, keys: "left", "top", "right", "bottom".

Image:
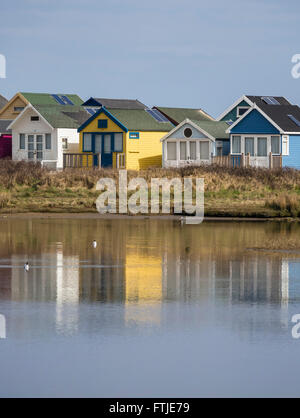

{"left": 211, "top": 153, "right": 282, "bottom": 169}
{"left": 63, "top": 153, "right": 100, "bottom": 169}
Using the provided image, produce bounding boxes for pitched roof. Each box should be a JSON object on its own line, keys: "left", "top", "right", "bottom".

{"left": 34, "top": 104, "right": 90, "bottom": 129}
{"left": 0, "top": 120, "right": 12, "bottom": 134}
{"left": 225, "top": 95, "right": 300, "bottom": 133}
{"left": 21, "top": 92, "right": 83, "bottom": 106}
{"left": 245, "top": 95, "right": 292, "bottom": 106}
{"left": 82, "top": 97, "right": 147, "bottom": 109}
{"left": 106, "top": 108, "right": 173, "bottom": 131}
{"left": 191, "top": 120, "right": 229, "bottom": 139}
{"left": 78, "top": 107, "right": 174, "bottom": 132}
{"left": 153, "top": 106, "right": 214, "bottom": 125}
{"left": 0, "top": 94, "right": 8, "bottom": 110}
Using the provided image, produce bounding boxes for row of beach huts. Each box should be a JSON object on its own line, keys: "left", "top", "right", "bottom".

{"left": 0, "top": 92, "right": 300, "bottom": 170}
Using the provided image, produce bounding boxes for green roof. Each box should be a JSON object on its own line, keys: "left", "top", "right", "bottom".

{"left": 106, "top": 108, "right": 174, "bottom": 132}
{"left": 34, "top": 104, "right": 90, "bottom": 128}
{"left": 21, "top": 92, "right": 83, "bottom": 106}
{"left": 155, "top": 106, "right": 214, "bottom": 123}
{"left": 191, "top": 120, "right": 229, "bottom": 139}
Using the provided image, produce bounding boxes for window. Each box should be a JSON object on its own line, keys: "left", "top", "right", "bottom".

{"left": 257, "top": 137, "right": 267, "bottom": 156}
{"left": 28, "top": 135, "right": 34, "bottom": 151}
{"left": 98, "top": 119, "right": 108, "bottom": 129}
{"left": 104, "top": 134, "right": 111, "bottom": 153}
{"left": 271, "top": 136, "right": 280, "bottom": 154}
{"left": 245, "top": 137, "right": 254, "bottom": 156}
{"left": 14, "top": 106, "right": 24, "bottom": 112}
{"left": 28, "top": 152, "right": 34, "bottom": 160}
{"left": 180, "top": 142, "right": 187, "bottom": 160}
{"left": 167, "top": 142, "right": 176, "bottom": 160}
{"left": 237, "top": 107, "right": 249, "bottom": 117}
{"left": 19, "top": 134, "right": 25, "bottom": 149}
{"left": 61, "top": 137, "right": 67, "bottom": 150}
{"left": 114, "top": 133, "right": 123, "bottom": 152}
{"left": 232, "top": 136, "right": 241, "bottom": 154}
{"left": 200, "top": 141, "right": 209, "bottom": 160}
{"left": 46, "top": 134, "right": 52, "bottom": 150}
{"left": 95, "top": 134, "right": 102, "bottom": 153}
{"left": 83, "top": 133, "right": 92, "bottom": 151}
{"left": 37, "top": 152, "right": 43, "bottom": 160}
{"left": 31, "top": 116, "right": 39, "bottom": 121}
{"left": 129, "top": 132, "right": 139, "bottom": 139}
{"left": 36, "top": 135, "right": 43, "bottom": 151}
{"left": 190, "top": 141, "right": 196, "bottom": 160}
{"left": 282, "top": 135, "right": 289, "bottom": 156}
{"left": 184, "top": 128, "right": 192, "bottom": 138}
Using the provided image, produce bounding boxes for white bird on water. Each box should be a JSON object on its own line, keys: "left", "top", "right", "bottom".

{"left": 92, "top": 240, "right": 97, "bottom": 248}
{"left": 24, "top": 262, "right": 29, "bottom": 272}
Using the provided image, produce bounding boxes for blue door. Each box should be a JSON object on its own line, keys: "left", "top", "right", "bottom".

{"left": 92, "top": 133, "right": 113, "bottom": 167}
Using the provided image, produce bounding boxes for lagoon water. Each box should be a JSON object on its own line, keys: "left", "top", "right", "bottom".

{"left": 0, "top": 217, "right": 300, "bottom": 397}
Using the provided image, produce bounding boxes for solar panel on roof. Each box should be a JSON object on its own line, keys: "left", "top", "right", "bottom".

{"left": 85, "top": 107, "right": 98, "bottom": 116}
{"left": 52, "top": 94, "right": 65, "bottom": 105}
{"left": 61, "top": 95, "right": 74, "bottom": 105}
{"left": 262, "top": 96, "right": 280, "bottom": 105}
{"left": 146, "top": 108, "right": 169, "bottom": 122}
{"left": 287, "top": 114, "right": 300, "bottom": 127}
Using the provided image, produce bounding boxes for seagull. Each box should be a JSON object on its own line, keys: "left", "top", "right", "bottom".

{"left": 92, "top": 240, "right": 97, "bottom": 248}
{"left": 24, "top": 262, "right": 29, "bottom": 272}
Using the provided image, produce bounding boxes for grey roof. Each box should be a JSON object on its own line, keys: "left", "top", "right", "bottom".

{"left": 0, "top": 120, "right": 12, "bottom": 134}
{"left": 257, "top": 104, "right": 300, "bottom": 132}
{"left": 245, "top": 96, "right": 300, "bottom": 132}
{"left": 83, "top": 97, "right": 147, "bottom": 109}
{"left": 0, "top": 94, "right": 8, "bottom": 110}
{"left": 246, "top": 95, "right": 292, "bottom": 106}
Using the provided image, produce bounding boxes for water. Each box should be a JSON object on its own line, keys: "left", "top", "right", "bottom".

{"left": 0, "top": 217, "right": 300, "bottom": 397}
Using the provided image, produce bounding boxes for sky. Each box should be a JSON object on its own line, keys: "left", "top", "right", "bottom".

{"left": 0, "top": 0, "right": 300, "bottom": 118}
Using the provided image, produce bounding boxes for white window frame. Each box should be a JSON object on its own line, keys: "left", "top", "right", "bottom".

{"left": 282, "top": 135, "right": 289, "bottom": 156}
{"left": 236, "top": 106, "right": 249, "bottom": 118}
{"left": 166, "top": 141, "right": 177, "bottom": 161}
{"left": 231, "top": 134, "right": 281, "bottom": 156}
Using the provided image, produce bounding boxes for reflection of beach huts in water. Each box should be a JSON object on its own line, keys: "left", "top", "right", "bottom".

{"left": 125, "top": 253, "right": 162, "bottom": 325}
{"left": 162, "top": 253, "right": 292, "bottom": 306}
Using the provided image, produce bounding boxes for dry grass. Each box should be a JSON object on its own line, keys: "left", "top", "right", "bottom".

{"left": 0, "top": 160, "right": 300, "bottom": 216}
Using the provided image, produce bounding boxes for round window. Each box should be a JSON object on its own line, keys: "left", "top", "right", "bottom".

{"left": 184, "top": 128, "right": 192, "bottom": 138}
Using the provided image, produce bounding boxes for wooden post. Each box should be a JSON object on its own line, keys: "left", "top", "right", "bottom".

{"left": 269, "top": 152, "right": 272, "bottom": 169}
{"left": 280, "top": 153, "right": 282, "bottom": 168}
{"left": 241, "top": 153, "right": 244, "bottom": 168}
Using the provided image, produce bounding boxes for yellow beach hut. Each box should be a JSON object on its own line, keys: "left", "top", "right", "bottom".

{"left": 77, "top": 107, "right": 173, "bottom": 170}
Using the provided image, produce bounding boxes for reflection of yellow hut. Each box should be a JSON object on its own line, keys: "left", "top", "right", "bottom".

{"left": 125, "top": 253, "right": 162, "bottom": 325}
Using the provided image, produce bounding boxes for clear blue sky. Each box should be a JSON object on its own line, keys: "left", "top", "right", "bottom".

{"left": 0, "top": 0, "right": 299, "bottom": 118}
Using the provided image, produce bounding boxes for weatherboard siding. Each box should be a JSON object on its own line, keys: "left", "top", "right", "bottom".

{"left": 221, "top": 139, "right": 230, "bottom": 155}
{"left": 282, "top": 135, "right": 300, "bottom": 169}
{"left": 79, "top": 112, "right": 125, "bottom": 168}
{"left": 230, "top": 109, "right": 280, "bottom": 135}
{"left": 220, "top": 100, "right": 250, "bottom": 123}
{"left": 126, "top": 131, "right": 164, "bottom": 170}
{"left": 0, "top": 96, "right": 27, "bottom": 120}
{"left": 168, "top": 123, "right": 206, "bottom": 139}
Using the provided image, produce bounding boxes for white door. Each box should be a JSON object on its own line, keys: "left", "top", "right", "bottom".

{"left": 28, "top": 134, "right": 43, "bottom": 161}
{"left": 253, "top": 137, "right": 268, "bottom": 167}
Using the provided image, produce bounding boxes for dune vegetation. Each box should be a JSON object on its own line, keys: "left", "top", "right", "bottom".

{"left": 0, "top": 160, "right": 300, "bottom": 217}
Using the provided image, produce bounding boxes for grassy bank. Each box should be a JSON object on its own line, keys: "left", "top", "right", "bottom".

{"left": 1, "top": 160, "right": 300, "bottom": 218}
